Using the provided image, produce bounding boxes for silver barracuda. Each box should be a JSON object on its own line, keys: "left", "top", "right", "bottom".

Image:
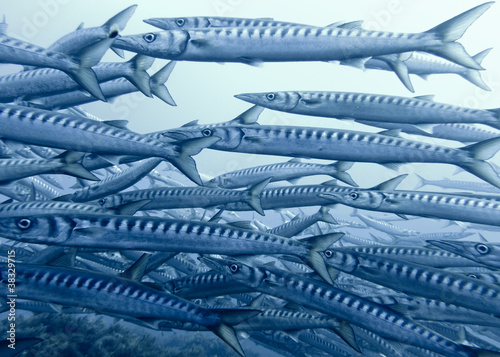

{"left": 161, "top": 123, "right": 500, "bottom": 188}
{"left": 428, "top": 240, "right": 500, "bottom": 269}
{"left": 353, "top": 211, "right": 420, "bottom": 237}
{"left": 415, "top": 174, "right": 500, "bottom": 193}
{"left": 235, "top": 91, "right": 500, "bottom": 129}
{"left": 28, "top": 60, "right": 176, "bottom": 109}
{"left": 322, "top": 249, "right": 500, "bottom": 317}
{"left": 93, "top": 178, "right": 271, "bottom": 215}
{"left": 0, "top": 103, "right": 213, "bottom": 185}
{"left": 0, "top": 213, "right": 341, "bottom": 284}
{"left": 0, "top": 263, "right": 249, "bottom": 356}
{"left": 206, "top": 159, "right": 356, "bottom": 188}
{"left": 0, "top": 54, "right": 153, "bottom": 102}
{"left": 267, "top": 207, "right": 338, "bottom": 238}
{"left": 201, "top": 257, "right": 493, "bottom": 357}
{"left": 113, "top": 3, "right": 491, "bottom": 69}
{"left": 144, "top": 16, "right": 304, "bottom": 30}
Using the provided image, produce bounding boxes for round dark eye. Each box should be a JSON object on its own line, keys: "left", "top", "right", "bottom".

{"left": 229, "top": 264, "right": 239, "bottom": 273}
{"left": 468, "top": 274, "right": 478, "bottom": 279}
{"left": 202, "top": 129, "right": 212, "bottom": 136}
{"left": 16, "top": 218, "right": 32, "bottom": 230}
{"left": 324, "top": 249, "right": 333, "bottom": 258}
{"left": 175, "top": 18, "right": 185, "bottom": 26}
{"left": 349, "top": 192, "right": 359, "bottom": 200}
{"left": 143, "top": 33, "right": 156, "bottom": 43}
{"left": 109, "top": 30, "right": 119, "bottom": 38}
{"left": 475, "top": 243, "right": 489, "bottom": 254}
{"left": 266, "top": 93, "right": 275, "bottom": 101}
{"left": 98, "top": 198, "right": 107, "bottom": 206}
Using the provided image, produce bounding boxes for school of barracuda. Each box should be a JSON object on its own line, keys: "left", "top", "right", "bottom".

{"left": 0, "top": 2, "right": 500, "bottom": 356}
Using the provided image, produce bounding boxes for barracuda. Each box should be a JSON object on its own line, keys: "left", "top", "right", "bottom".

{"left": 268, "top": 207, "right": 337, "bottom": 238}
{"left": 0, "top": 103, "right": 213, "bottom": 185}
{"left": 202, "top": 257, "right": 492, "bottom": 357}
{"left": 29, "top": 60, "right": 176, "bottom": 109}
{"left": 207, "top": 159, "right": 356, "bottom": 188}
{"left": 68, "top": 158, "right": 162, "bottom": 202}
{"left": 144, "top": 16, "right": 303, "bottom": 30}
{"left": 0, "top": 263, "right": 249, "bottom": 356}
{"left": 161, "top": 122, "right": 500, "bottom": 189}
{"left": 94, "top": 178, "right": 270, "bottom": 215}
{"left": 318, "top": 179, "right": 500, "bottom": 227}
{"left": 0, "top": 214, "right": 341, "bottom": 284}
{"left": 322, "top": 249, "right": 500, "bottom": 317}
{"left": 0, "top": 54, "right": 153, "bottom": 102}
{"left": 353, "top": 211, "right": 420, "bottom": 237}
{"left": 235, "top": 90, "right": 500, "bottom": 129}
{"left": 114, "top": 3, "right": 491, "bottom": 69}
{"left": 428, "top": 240, "right": 500, "bottom": 269}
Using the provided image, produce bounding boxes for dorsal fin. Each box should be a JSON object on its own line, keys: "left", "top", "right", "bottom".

{"left": 232, "top": 105, "right": 264, "bottom": 125}
{"left": 370, "top": 174, "right": 408, "bottom": 191}
{"left": 414, "top": 95, "right": 435, "bottom": 101}
{"left": 119, "top": 253, "right": 151, "bottom": 281}
{"left": 181, "top": 120, "right": 200, "bottom": 127}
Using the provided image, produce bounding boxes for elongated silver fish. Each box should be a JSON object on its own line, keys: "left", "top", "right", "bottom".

{"left": 113, "top": 3, "right": 490, "bottom": 69}
{"left": 0, "top": 213, "right": 341, "bottom": 284}
{"left": 428, "top": 240, "right": 500, "bottom": 269}
{"left": 353, "top": 210, "right": 420, "bottom": 237}
{"left": 0, "top": 263, "right": 248, "bottom": 356}
{"left": 322, "top": 249, "right": 500, "bottom": 317}
{"left": 202, "top": 257, "right": 490, "bottom": 357}
{"left": 207, "top": 159, "right": 356, "bottom": 188}
{"left": 236, "top": 91, "right": 500, "bottom": 129}
{"left": 0, "top": 103, "right": 212, "bottom": 185}
{"left": 161, "top": 122, "right": 500, "bottom": 188}
{"left": 268, "top": 206, "right": 337, "bottom": 238}
{"left": 144, "top": 16, "right": 302, "bottom": 30}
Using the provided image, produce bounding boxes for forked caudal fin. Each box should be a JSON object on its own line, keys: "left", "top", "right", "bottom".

{"left": 460, "top": 137, "right": 500, "bottom": 188}
{"left": 208, "top": 323, "right": 246, "bottom": 357}
{"left": 300, "top": 232, "right": 344, "bottom": 284}
{"left": 151, "top": 61, "right": 177, "bottom": 106}
{"left": 246, "top": 177, "right": 272, "bottom": 216}
{"left": 460, "top": 48, "right": 492, "bottom": 91}
{"left": 424, "top": 2, "right": 493, "bottom": 70}
{"left": 125, "top": 54, "right": 155, "bottom": 97}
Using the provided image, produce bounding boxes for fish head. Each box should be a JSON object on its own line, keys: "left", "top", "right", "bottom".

{"left": 428, "top": 240, "right": 500, "bottom": 268}
{"left": 319, "top": 189, "right": 385, "bottom": 209}
{"left": 161, "top": 125, "right": 244, "bottom": 151}
{"left": 91, "top": 195, "right": 123, "bottom": 209}
{"left": 113, "top": 30, "right": 189, "bottom": 57}
{"left": 144, "top": 17, "right": 210, "bottom": 30}
{"left": 235, "top": 92, "right": 300, "bottom": 111}
{"left": 0, "top": 215, "right": 74, "bottom": 244}
{"left": 322, "top": 249, "right": 359, "bottom": 273}
{"left": 200, "top": 256, "right": 267, "bottom": 289}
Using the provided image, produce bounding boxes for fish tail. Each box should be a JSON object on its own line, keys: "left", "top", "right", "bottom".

{"left": 57, "top": 151, "right": 99, "bottom": 181}
{"left": 208, "top": 323, "right": 246, "bottom": 357}
{"left": 102, "top": 5, "right": 137, "bottom": 34}
{"left": 68, "top": 37, "right": 116, "bottom": 101}
{"left": 245, "top": 177, "right": 272, "bottom": 216}
{"left": 318, "top": 206, "right": 338, "bottom": 225}
{"left": 302, "top": 232, "right": 344, "bottom": 284}
{"left": 413, "top": 174, "right": 428, "bottom": 190}
{"left": 424, "top": 2, "right": 493, "bottom": 70}
{"left": 125, "top": 54, "right": 155, "bottom": 97}
{"left": 460, "top": 136, "right": 500, "bottom": 187}
{"left": 459, "top": 48, "right": 492, "bottom": 91}
{"left": 330, "top": 161, "right": 358, "bottom": 187}
{"left": 151, "top": 61, "right": 177, "bottom": 106}
{"left": 460, "top": 161, "right": 500, "bottom": 189}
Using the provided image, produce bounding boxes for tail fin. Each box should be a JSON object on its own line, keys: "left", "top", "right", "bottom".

{"left": 413, "top": 174, "right": 428, "bottom": 190}
{"left": 58, "top": 151, "right": 99, "bottom": 181}
{"left": 459, "top": 48, "right": 492, "bottom": 91}
{"left": 102, "top": 5, "right": 137, "bottom": 34}
{"left": 69, "top": 37, "right": 116, "bottom": 101}
{"left": 460, "top": 138, "right": 500, "bottom": 187}
{"left": 329, "top": 161, "right": 358, "bottom": 187}
{"left": 245, "top": 177, "right": 272, "bottom": 216}
{"left": 125, "top": 55, "right": 155, "bottom": 97}
{"left": 151, "top": 61, "right": 177, "bottom": 106}
{"left": 318, "top": 206, "right": 338, "bottom": 225}
{"left": 301, "top": 233, "right": 344, "bottom": 284}
{"left": 208, "top": 323, "right": 246, "bottom": 357}
{"left": 424, "top": 2, "right": 493, "bottom": 70}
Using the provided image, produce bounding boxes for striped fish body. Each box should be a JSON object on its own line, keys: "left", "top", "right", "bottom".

{"left": 355, "top": 213, "right": 419, "bottom": 237}
{"left": 431, "top": 124, "right": 500, "bottom": 143}
{"left": 0, "top": 157, "right": 71, "bottom": 182}
{"left": 204, "top": 258, "right": 475, "bottom": 357}
{"left": 116, "top": 26, "right": 450, "bottom": 64}
{"left": 236, "top": 91, "right": 500, "bottom": 127}
{"left": 0, "top": 104, "right": 178, "bottom": 159}
{"left": 144, "top": 16, "right": 304, "bottom": 30}
{"left": 428, "top": 240, "right": 500, "bottom": 269}
{"left": 0, "top": 201, "right": 112, "bottom": 217}
{"left": 268, "top": 207, "right": 335, "bottom": 238}
{"left": 324, "top": 250, "right": 500, "bottom": 317}
{"left": 96, "top": 186, "right": 258, "bottom": 211}
{"left": 0, "top": 264, "right": 222, "bottom": 327}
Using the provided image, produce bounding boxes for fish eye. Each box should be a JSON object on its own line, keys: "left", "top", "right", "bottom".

{"left": 98, "top": 198, "right": 107, "bottom": 206}
{"left": 468, "top": 274, "right": 478, "bottom": 279}
{"left": 109, "top": 30, "right": 119, "bottom": 38}
{"left": 143, "top": 33, "right": 157, "bottom": 43}
{"left": 349, "top": 192, "right": 359, "bottom": 200}
{"left": 202, "top": 129, "right": 212, "bottom": 137}
{"left": 475, "top": 243, "right": 490, "bottom": 254}
{"left": 16, "top": 218, "right": 32, "bottom": 230}
{"left": 324, "top": 249, "right": 333, "bottom": 258}
{"left": 229, "top": 264, "right": 239, "bottom": 273}
{"left": 175, "top": 18, "right": 185, "bottom": 27}
{"left": 266, "top": 93, "right": 276, "bottom": 101}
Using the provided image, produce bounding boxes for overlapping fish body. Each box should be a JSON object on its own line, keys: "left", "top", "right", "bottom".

{"left": 161, "top": 123, "right": 500, "bottom": 188}
{"left": 235, "top": 90, "right": 500, "bottom": 129}
{"left": 428, "top": 240, "right": 500, "bottom": 269}
{"left": 113, "top": 3, "right": 491, "bottom": 70}
{"left": 203, "top": 257, "right": 486, "bottom": 357}
{"left": 144, "top": 16, "right": 305, "bottom": 30}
